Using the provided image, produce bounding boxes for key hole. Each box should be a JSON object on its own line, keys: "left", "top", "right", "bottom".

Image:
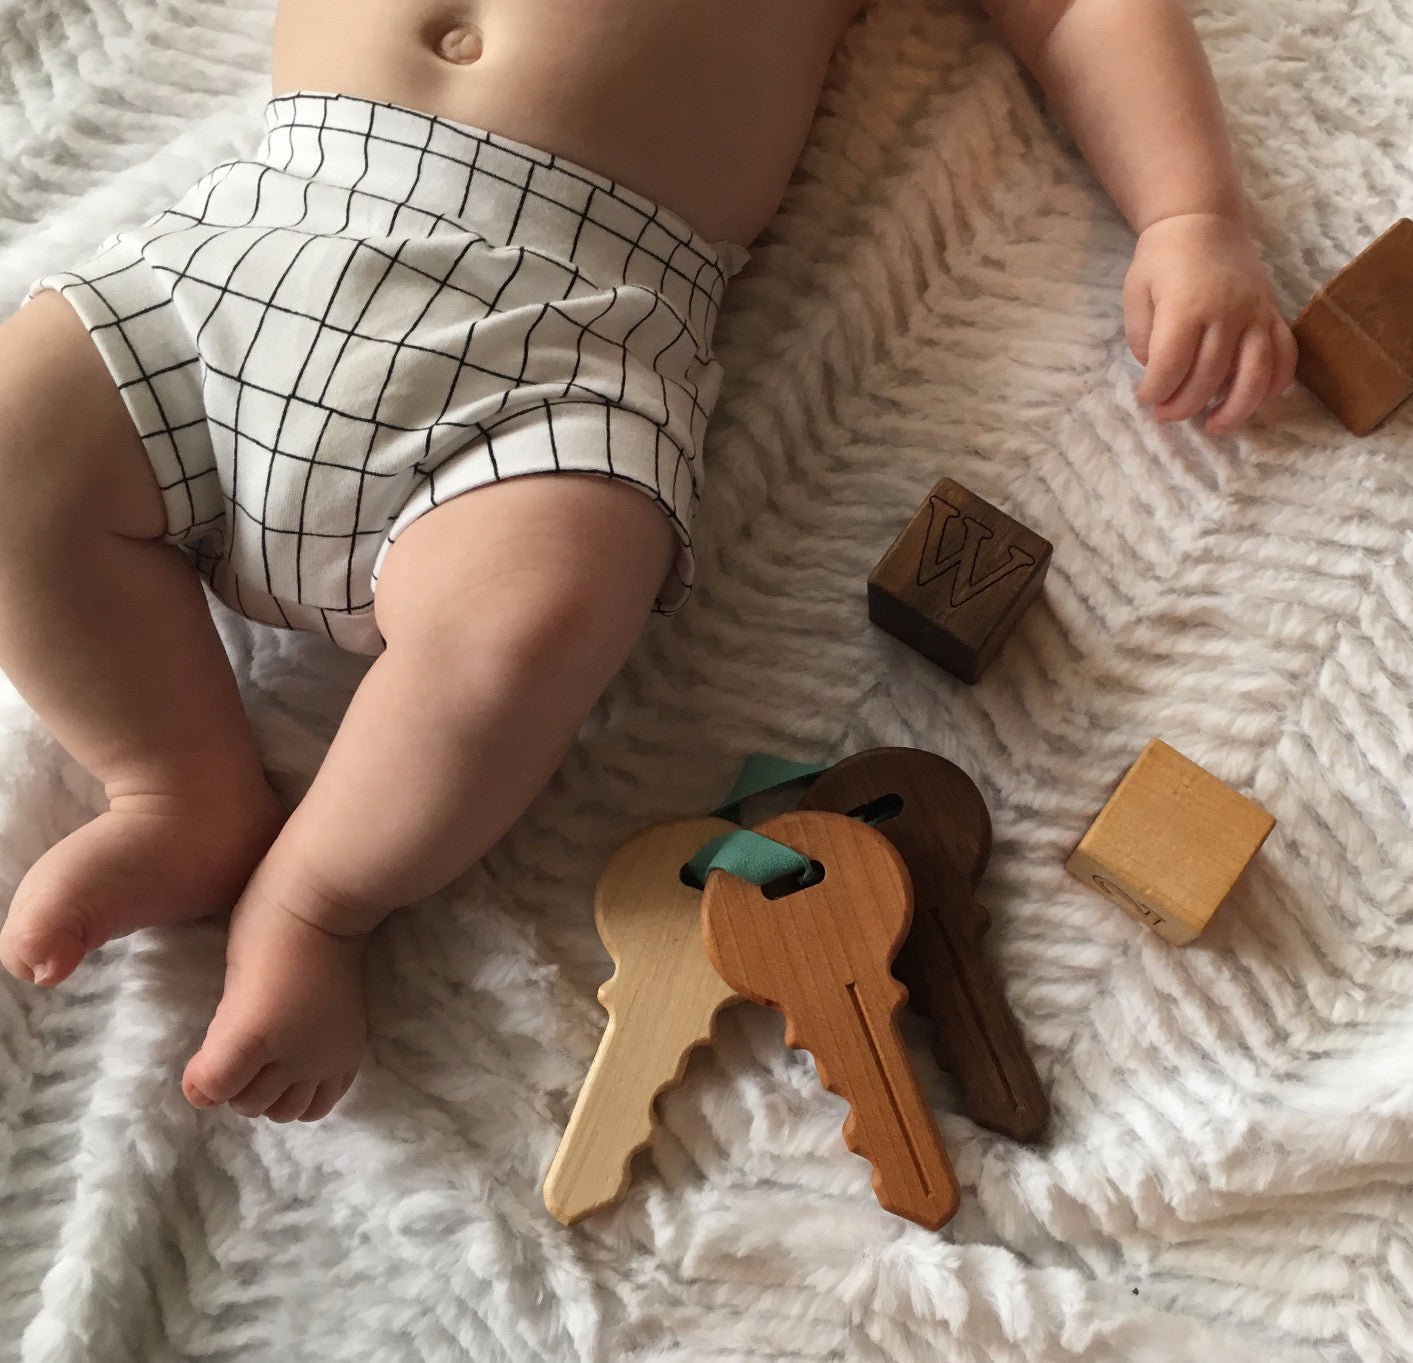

{"left": 761, "top": 859, "right": 826, "bottom": 900}
{"left": 848, "top": 792, "right": 904, "bottom": 826}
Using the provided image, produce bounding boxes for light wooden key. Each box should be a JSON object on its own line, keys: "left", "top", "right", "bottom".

{"left": 801, "top": 748, "right": 1049, "bottom": 1142}
{"left": 700, "top": 810, "right": 960, "bottom": 1229}
{"left": 543, "top": 817, "right": 742, "bottom": 1226}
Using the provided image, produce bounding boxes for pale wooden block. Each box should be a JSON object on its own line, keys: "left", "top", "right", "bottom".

{"left": 1066, "top": 740, "right": 1276, "bottom": 945}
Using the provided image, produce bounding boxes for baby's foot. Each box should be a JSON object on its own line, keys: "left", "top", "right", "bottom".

{"left": 0, "top": 788, "right": 284, "bottom": 987}
{"left": 182, "top": 870, "right": 368, "bottom": 1122}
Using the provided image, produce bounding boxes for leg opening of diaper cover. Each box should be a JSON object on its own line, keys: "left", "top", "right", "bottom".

{"left": 372, "top": 404, "right": 701, "bottom": 615}
{"left": 199, "top": 551, "right": 388, "bottom": 656}
{"left": 28, "top": 257, "right": 222, "bottom": 548}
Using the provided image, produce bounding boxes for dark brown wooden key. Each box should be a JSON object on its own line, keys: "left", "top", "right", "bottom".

{"left": 701, "top": 811, "right": 961, "bottom": 1229}
{"left": 800, "top": 748, "right": 1049, "bottom": 1142}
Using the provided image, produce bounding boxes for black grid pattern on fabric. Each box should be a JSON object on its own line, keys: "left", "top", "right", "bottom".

{"left": 31, "top": 92, "right": 739, "bottom": 654}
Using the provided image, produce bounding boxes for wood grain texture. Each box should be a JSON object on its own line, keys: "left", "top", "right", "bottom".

{"left": 800, "top": 749, "right": 1049, "bottom": 1142}
{"left": 543, "top": 817, "right": 743, "bottom": 1226}
{"left": 1294, "top": 218, "right": 1413, "bottom": 436}
{"left": 701, "top": 811, "right": 960, "bottom": 1229}
{"left": 868, "top": 478, "right": 1052, "bottom": 684}
{"left": 1066, "top": 740, "right": 1277, "bottom": 945}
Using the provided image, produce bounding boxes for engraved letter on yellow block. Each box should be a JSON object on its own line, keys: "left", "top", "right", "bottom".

{"left": 1067, "top": 740, "right": 1276, "bottom": 945}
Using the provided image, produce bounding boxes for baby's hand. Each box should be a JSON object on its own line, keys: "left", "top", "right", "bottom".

{"left": 1123, "top": 213, "right": 1297, "bottom": 434}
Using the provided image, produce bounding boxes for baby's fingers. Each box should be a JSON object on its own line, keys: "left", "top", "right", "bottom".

{"left": 1135, "top": 306, "right": 1204, "bottom": 406}
{"left": 1266, "top": 320, "right": 1299, "bottom": 403}
{"left": 1123, "top": 274, "right": 1156, "bottom": 365}
{"left": 1207, "top": 327, "right": 1274, "bottom": 433}
{"left": 1155, "top": 325, "right": 1238, "bottom": 423}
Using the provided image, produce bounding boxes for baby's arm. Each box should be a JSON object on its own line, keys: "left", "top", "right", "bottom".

{"left": 982, "top": 0, "right": 1297, "bottom": 433}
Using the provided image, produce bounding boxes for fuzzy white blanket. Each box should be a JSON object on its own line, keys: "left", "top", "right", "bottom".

{"left": 1, "top": 2, "right": 1410, "bottom": 1360}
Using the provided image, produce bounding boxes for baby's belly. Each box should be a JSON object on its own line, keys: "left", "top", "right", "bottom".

{"left": 272, "top": 0, "right": 861, "bottom": 245}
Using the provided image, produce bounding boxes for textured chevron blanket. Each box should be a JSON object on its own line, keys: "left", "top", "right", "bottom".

{"left": 1, "top": 2, "right": 1410, "bottom": 1360}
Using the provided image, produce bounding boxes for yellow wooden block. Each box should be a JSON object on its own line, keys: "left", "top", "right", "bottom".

{"left": 1066, "top": 740, "right": 1276, "bottom": 945}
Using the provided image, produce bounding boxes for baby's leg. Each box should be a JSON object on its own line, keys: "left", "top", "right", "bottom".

{"left": 0, "top": 292, "right": 283, "bottom": 986}
{"left": 182, "top": 473, "right": 676, "bottom": 1122}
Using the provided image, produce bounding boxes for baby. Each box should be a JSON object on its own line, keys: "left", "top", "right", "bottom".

{"left": 0, "top": 0, "right": 1295, "bottom": 1122}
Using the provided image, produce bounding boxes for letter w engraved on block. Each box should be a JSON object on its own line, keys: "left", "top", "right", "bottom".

{"left": 916, "top": 496, "right": 1036, "bottom": 607}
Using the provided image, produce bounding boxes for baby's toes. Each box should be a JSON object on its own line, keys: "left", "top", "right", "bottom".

{"left": 184, "top": 889, "right": 368, "bottom": 1119}
{"left": 0, "top": 898, "right": 88, "bottom": 987}
{"left": 0, "top": 855, "right": 111, "bottom": 987}
{"left": 182, "top": 1020, "right": 271, "bottom": 1110}
{"left": 300, "top": 1075, "right": 356, "bottom": 1123}
{"left": 263, "top": 1081, "right": 319, "bottom": 1124}
{"left": 225, "top": 1065, "right": 311, "bottom": 1119}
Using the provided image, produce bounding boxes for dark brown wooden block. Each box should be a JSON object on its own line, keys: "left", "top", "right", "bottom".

{"left": 801, "top": 748, "right": 1050, "bottom": 1143}
{"left": 868, "top": 478, "right": 1052, "bottom": 684}
{"left": 1293, "top": 219, "right": 1413, "bottom": 437}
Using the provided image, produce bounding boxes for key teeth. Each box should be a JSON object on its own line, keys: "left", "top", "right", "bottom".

{"left": 798, "top": 1049, "right": 876, "bottom": 1171}
{"left": 785, "top": 983, "right": 960, "bottom": 1232}
{"left": 595, "top": 969, "right": 620, "bottom": 1010}
{"left": 826, "top": 1070, "right": 958, "bottom": 1231}
{"left": 776, "top": 1035, "right": 858, "bottom": 1153}
{"left": 544, "top": 998, "right": 738, "bottom": 1226}
{"left": 780, "top": 976, "right": 908, "bottom": 1057}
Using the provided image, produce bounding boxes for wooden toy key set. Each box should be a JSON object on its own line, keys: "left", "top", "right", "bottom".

{"left": 543, "top": 748, "right": 1049, "bottom": 1230}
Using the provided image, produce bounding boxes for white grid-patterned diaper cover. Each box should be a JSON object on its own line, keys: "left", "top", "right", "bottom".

{"left": 32, "top": 92, "right": 746, "bottom": 654}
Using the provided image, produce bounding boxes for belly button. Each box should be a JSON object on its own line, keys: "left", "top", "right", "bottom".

{"left": 437, "top": 25, "right": 484, "bottom": 65}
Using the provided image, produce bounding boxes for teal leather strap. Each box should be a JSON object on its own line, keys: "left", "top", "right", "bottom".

{"left": 709, "top": 752, "right": 829, "bottom": 823}
{"left": 684, "top": 752, "right": 831, "bottom": 889}
{"left": 683, "top": 829, "right": 811, "bottom": 891}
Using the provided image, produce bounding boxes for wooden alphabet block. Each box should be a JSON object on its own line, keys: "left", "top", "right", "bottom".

{"left": 1293, "top": 218, "right": 1413, "bottom": 436}
{"left": 868, "top": 478, "right": 1052, "bottom": 684}
{"left": 1066, "top": 740, "right": 1276, "bottom": 945}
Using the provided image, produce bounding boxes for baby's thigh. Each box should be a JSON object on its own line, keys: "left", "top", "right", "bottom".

{"left": 374, "top": 473, "right": 677, "bottom": 663}
{"left": 0, "top": 291, "right": 164, "bottom": 543}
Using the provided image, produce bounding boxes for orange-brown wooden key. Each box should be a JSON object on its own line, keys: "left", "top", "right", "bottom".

{"left": 800, "top": 749, "right": 1048, "bottom": 1142}
{"left": 543, "top": 818, "right": 743, "bottom": 1226}
{"left": 701, "top": 810, "right": 960, "bottom": 1229}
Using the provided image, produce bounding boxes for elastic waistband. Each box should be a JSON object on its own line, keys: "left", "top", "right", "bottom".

{"left": 261, "top": 92, "right": 747, "bottom": 340}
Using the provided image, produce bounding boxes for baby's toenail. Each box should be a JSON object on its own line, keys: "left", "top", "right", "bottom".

{"left": 31, "top": 961, "right": 58, "bottom": 986}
